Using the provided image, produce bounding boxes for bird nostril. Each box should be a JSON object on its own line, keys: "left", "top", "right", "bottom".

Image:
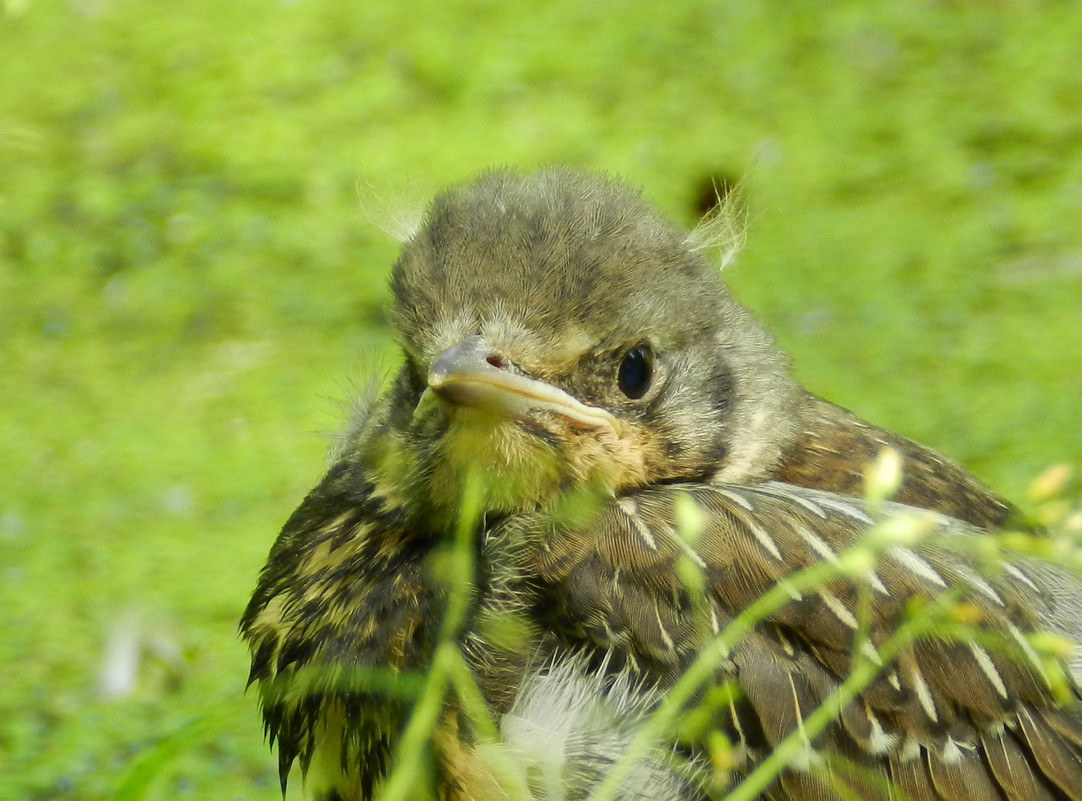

{"left": 486, "top": 354, "right": 505, "bottom": 369}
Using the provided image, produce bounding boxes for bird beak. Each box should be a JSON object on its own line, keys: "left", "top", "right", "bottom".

{"left": 417, "top": 335, "right": 618, "bottom": 432}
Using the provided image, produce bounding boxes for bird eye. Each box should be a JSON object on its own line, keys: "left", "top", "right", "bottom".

{"left": 617, "top": 344, "right": 653, "bottom": 400}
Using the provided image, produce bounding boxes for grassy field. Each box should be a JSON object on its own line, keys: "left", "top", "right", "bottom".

{"left": 1, "top": 1, "right": 1080, "bottom": 798}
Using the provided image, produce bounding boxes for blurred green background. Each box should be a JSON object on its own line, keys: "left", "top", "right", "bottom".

{"left": 1, "top": 1, "right": 1080, "bottom": 798}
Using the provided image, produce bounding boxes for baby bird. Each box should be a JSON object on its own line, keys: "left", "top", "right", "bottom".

{"left": 241, "top": 167, "right": 1081, "bottom": 801}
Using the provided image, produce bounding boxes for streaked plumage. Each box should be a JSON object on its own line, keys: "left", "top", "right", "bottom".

{"left": 241, "top": 167, "right": 1080, "bottom": 800}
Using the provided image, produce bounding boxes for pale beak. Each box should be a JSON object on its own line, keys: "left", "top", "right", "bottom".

{"left": 416, "top": 335, "right": 618, "bottom": 432}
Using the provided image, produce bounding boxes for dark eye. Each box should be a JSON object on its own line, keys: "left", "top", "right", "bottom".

{"left": 617, "top": 344, "right": 654, "bottom": 400}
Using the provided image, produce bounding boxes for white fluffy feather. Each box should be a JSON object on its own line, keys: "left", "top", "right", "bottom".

{"left": 497, "top": 654, "right": 700, "bottom": 801}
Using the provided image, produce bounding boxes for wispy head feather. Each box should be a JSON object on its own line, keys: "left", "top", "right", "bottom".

{"left": 356, "top": 178, "right": 426, "bottom": 243}
{"left": 686, "top": 179, "right": 747, "bottom": 271}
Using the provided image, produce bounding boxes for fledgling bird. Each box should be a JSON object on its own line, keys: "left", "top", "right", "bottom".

{"left": 241, "top": 167, "right": 1082, "bottom": 801}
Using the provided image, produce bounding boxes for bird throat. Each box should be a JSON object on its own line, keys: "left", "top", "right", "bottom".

{"left": 375, "top": 397, "right": 649, "bottom": 531}
{"left": 426, "top": 408, "right": 568, "bottom": 518}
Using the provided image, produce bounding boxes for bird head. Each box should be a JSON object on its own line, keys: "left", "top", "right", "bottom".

{"left": 376, "top": 168, "right": 802, "bottom": 521}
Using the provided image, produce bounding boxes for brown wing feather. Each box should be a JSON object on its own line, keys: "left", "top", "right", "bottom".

{"left": 502, "top": 481, "right": 1082, "bottom": 800}
{"left": 926, "top": 741, "right": 1009, "bottom": 801}
{"left": 890, "top": 754, "right": 943, "bottom": 801}
{"left": 1016, "top": 706, "right": 1082, "bottom": 800}
{"left": 983, "top": 728, "right": 1061, "bottom": 801}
